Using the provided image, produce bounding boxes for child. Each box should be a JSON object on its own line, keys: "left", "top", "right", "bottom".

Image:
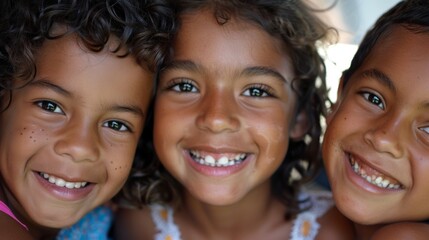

{"left": 115, "top": 0, "right": 354, "bottom": 239}
{"left": 322, "top": 0, "right": 429, "bottom": 239}
{"left": 0, "top": 0, "right": 174, "bottom": 239}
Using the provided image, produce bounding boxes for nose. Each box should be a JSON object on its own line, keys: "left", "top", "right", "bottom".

{"left": 195, "top": 89, "right": 240, "bottom": 133}
{"left": 54, "top": 117, "right": 100, "bottom": 162}
{"left": 363, "top": 113, "right": 404, "bottom": 159}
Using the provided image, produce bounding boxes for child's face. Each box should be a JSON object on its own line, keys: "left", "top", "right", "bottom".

{"left": 155, "top": 9, "right": 306, "bottom": 205}
{"left": 0, "top": 35, "right": 152, "bottom": 227}
{"left": 323, "top": 26, "right": 429, "bottom": 224}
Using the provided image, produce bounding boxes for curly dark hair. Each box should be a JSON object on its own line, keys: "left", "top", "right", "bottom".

{"left": 0, "top": 0, "right": 176, "bottom": 108}
{"left": 342, "top": 0, "right": 429, "bottom": 87}
{"left": 120, "top": 0, "right": 334, "bottom": 220}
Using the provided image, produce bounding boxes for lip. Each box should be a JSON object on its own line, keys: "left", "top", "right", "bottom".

{"left": 343, "top": 151, "right": 403, "bottom": 194}
{"left": 33, "top": 171, "right": 95, "bottom": 201}
{"left": 184, "top": 149, "right": 252, "bottom": 177}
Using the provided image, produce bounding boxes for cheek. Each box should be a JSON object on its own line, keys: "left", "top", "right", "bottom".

{"left": 250, "top": 119, "right": 290, "bottom": 164}
{"left": 106, "top": 143, "right": 135, "bottom": 177}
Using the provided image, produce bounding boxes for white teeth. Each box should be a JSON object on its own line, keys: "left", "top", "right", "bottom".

{"left": 190, "top": 150, "right": 246, "bottom": 167}
{"left": 350, "top": 158, "right": 401, "bottom": 189}
{"left": 218, "top": 156, "right": 229, "bottom": 165}
{"left": 40, "top": 172, "right": 88, "bottom": 189}
{"left": 205, "top": 155, "right": 216, "bottom": 165}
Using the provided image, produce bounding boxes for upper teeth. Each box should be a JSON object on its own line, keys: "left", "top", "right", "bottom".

{"left": 350, "top": 159, "right": 401, "bottom": 189}
{"left": 190, "top": 150, "right": 246, "bottom": 167}
{"left": 40, "top": 172, "right": 88, "bottom": 189}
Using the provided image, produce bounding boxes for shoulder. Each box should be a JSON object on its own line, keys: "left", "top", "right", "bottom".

{"left": 114, "top": 205, "right": 157, "bottom": 240}
{"left": 0, "top": 213, "right": 32, "bottom": 240}
{"left": 370, "top": 222, "right": 429, "bottom": 240}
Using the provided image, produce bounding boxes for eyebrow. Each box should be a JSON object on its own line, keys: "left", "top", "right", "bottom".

{"left": 163, "top": 60, "right": 288, "bottom": 83}
{"left": 360, "top": 69, "right": 396, "bottom": 93}
{"left": 108, "top": 105, "right": 145, "bottom": 117}
{"left": 30, "top": 79, "right": 145, "bottom": 117}
{"left": 30, "top": 79, "right": 72, "bottom": 97}
{"left": 241, "top": 66, "right": 288, "bottom": 83}
{"left": 163, "top": 60, "right": 200, "bottom": 73}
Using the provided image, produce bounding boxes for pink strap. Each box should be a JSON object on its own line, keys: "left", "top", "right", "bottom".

{"left": 0, "top": 201, "right": 28, "bottom": 230}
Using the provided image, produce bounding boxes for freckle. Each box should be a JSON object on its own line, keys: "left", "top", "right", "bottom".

{"left": 115, "top": 168, "right": 117, "bottom": 170}
{"left": 20, "top": 133, "right": 23, "bottom": 135}
{"left": 29, "top": 136, "right": 32, "bottom": 139}
{"left": 33, "top": 140, "right": 36, "bottom": 142}
{"left": 344, "top": 117, "right": 347, "bottom": 120}
{"left": 23, "top": 127, "right": 26, "bottom": 130}
{"left": 110, "top": 161, "right": 113, "bottom": 164}
{"left": 31, "top": 131, "right": 34, "bottom": 134}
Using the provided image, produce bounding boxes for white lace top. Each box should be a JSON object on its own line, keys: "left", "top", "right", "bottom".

{"left": 150, "top": 190, "right": 333, "bottom": 240}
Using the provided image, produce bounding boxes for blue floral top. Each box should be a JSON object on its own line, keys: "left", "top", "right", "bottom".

{"left": 57, "top": 206, "right": 113, "bottom": 240}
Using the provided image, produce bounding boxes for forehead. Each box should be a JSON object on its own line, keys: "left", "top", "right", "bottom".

{"left": 173, "top": 9, "right": 294, "bottom": 81}
{"left": 349, "top": 26, "right": 429, "bottom": 101}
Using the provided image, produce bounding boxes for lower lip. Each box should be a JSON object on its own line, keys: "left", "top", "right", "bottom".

{"left": 344, "top": 154, "right": 399, "bottom": 194}
{"left": 186, "top": 153, "right": 250, "bottom": 177}
{"left": 34, "top": 172, "right": 94, "bottom": 201}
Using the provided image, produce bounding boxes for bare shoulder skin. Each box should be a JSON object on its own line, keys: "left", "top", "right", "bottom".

{"left": 370, "top": 222, "right": 429, "bottom": 240}
{"left": 0, "top": 213, "right": 32, "bottom": 240}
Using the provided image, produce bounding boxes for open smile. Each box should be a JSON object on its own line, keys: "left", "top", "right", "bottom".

{"left": 348, "top": 153, "right": 403, "bottom": 190}
{"left": 38, "top": 172, "right": 89, "bottom": 189}
{"left": 189, "top": 150, "right": 247, "bottom": 167}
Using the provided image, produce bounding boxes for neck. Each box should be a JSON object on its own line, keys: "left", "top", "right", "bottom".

{"left": 177, "top": 181, "right": 289, "bottom": 239}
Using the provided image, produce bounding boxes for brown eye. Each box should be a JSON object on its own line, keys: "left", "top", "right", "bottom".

{"left": 362, "top": 92, "right": 384, "bottom": 109}
{"left": 242, "top": 84, "right": 274, "bottom": 97}
{"left": 103, "top": 120, "right": 130, "bottom": 132}
{"left": 36, "top": 100, "right": 63, "bottom": 113}
{"left": 167, "top": 78, "right": 198, "bottom": 93}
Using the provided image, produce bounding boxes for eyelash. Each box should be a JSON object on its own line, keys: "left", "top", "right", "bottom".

{"left": 242, "top": 84, "right": 274, "bottom": 98}
{"left": 359, "top": 91, "right": 385, "bottom": 110}
{"left": 35, "top": 100, "right": 131, "bottom": 132}
{"left": 102, "top": 120, "right": 130, "bottom": 132}
{"left": 165, "top": 78, "right": 275, "bottom": 99}
{"left": 166, "top": 78, "right": 198, "bottom": 93}
{"left": 36, "top": 100, "right": 63, "bottom": 114}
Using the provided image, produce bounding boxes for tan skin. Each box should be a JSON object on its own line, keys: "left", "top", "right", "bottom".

{"left": 0, "top": 34, "right": 153, "bottom": 239}
{"left": 115, "top": 9, "right": 354, "bottom": 240}
{"left": 323, "top": 26, "right": 429, "bottom": 239}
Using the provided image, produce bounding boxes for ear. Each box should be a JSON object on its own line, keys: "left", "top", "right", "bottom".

{"left": 290, "top": 109, "right": 310, "bottom": 141}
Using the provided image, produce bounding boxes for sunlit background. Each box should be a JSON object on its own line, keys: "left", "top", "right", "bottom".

{"left": 308, "top": 0, "right": 401, "bottom": 101}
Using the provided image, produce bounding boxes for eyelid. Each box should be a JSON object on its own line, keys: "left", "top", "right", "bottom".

{"left": 420, "top": 126, "right": 429, "bottom": 134}
{"left": 103, "top": 120, "right": 132, "bottom": 133}
{"left": 165, "top": 78, "right": 199, "bottom": 92}
{"left": 35, "top": 100, "right": 65, "bottom": 114}
{"left": 358, "top": 89, "right": 385, "bottom": 110}
{"left": 242, "top": 83, "right": 275, "bottom": 97}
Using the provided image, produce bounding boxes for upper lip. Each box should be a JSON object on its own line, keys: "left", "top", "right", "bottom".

{"left": 185, "top": 145, "right": 251, "bottom": 155}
